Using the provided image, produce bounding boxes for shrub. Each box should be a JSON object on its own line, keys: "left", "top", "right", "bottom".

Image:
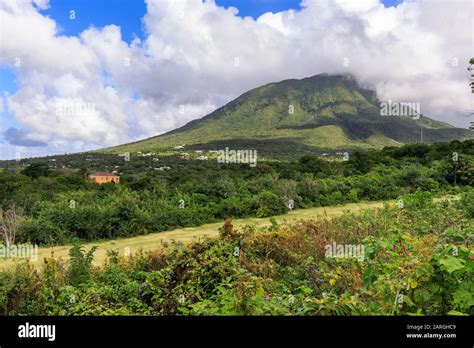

{"left": 460, "top": 190, "right": 474, "bottom": 218}
{"left": 67, "top": 242, "right": 97, "bottom": 287}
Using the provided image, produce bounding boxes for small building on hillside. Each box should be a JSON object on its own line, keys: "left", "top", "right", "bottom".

{"left": 88, "top": 172, "right": 120, "bottom": 184}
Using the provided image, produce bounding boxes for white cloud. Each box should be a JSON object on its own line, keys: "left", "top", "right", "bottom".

{"left": 0, "top": 0, "right": 473, "bottom": 159}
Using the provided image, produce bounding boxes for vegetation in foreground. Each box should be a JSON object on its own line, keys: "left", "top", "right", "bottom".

{"left": 0, "top": 200, "right": 388, "bottom": 270}
{"left": 1, "top": 191, "right": 472, "bottom": 316}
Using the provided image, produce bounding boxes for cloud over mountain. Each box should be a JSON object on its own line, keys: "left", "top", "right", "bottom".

{"left": 1, "top": 0, "right": 472, "bottom": 159}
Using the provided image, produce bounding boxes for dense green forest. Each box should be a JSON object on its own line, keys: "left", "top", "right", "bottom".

{"left": 0, "top": 140, "right": 473, "bottom": 246}
{"left": 0, "top": 191, "right": 472, "bottom": 315}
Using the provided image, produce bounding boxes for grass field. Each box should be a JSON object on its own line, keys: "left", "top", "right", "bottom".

{"left": 0, "top": 196, "right": 456, "bottom": 270}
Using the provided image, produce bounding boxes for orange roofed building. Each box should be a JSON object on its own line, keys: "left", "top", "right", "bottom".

{"left": 88, "top": 172, "right": 120, "bottom": 184}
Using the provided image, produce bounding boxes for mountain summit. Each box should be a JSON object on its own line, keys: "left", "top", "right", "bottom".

{"left": 107, "top": 74, "right": 473, "bottom": 156}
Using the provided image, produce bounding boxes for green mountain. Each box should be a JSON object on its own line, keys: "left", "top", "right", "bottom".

{"left": 105, "top": 74, "right": 473, "bottom": 157}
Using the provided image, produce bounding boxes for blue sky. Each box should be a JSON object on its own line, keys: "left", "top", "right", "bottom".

{"left": 35, "top": 0, "right": 308, "bottom": 44}
{"left": 4, "top": 1, "right": 312, "bottom": 151}
{"left": 3, "top": 0, "right": 469, "bottom": 160}
{"left": 35, "top": 0, "right": 402, "bottom": 42}
{"left": 1, "top": 0, "right": 399, "bottom": 155}
{"left": 0, "top": 0, "right": 402, "bottom": 117}
{"left": 39, "top": 0, "right": 305, "bottom": 42}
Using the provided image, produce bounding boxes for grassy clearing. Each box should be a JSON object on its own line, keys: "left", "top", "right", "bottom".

{"left": 0, "top": 196, "right": 456, "bottom": 270}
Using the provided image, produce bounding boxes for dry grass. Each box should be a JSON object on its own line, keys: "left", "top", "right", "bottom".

{"left": 0, "top": 196, "right": 456, "bottom": 270}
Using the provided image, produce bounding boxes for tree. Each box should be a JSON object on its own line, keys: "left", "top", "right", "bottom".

{"left": 0, "top": 206, "right": 23, "bottom": 247}
{"left": 20, "top": 162, "right": 51, "bottom": 179}
{"left": 298, "top": 155, "right": 328, "bottom": 174}
{"left": 252, "top": 190, "right": 286, "bottom": 217}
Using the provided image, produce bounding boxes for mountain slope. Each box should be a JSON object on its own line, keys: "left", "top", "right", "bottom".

{"left": 105, "top": 74, "right": 473, "bottom": 156}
